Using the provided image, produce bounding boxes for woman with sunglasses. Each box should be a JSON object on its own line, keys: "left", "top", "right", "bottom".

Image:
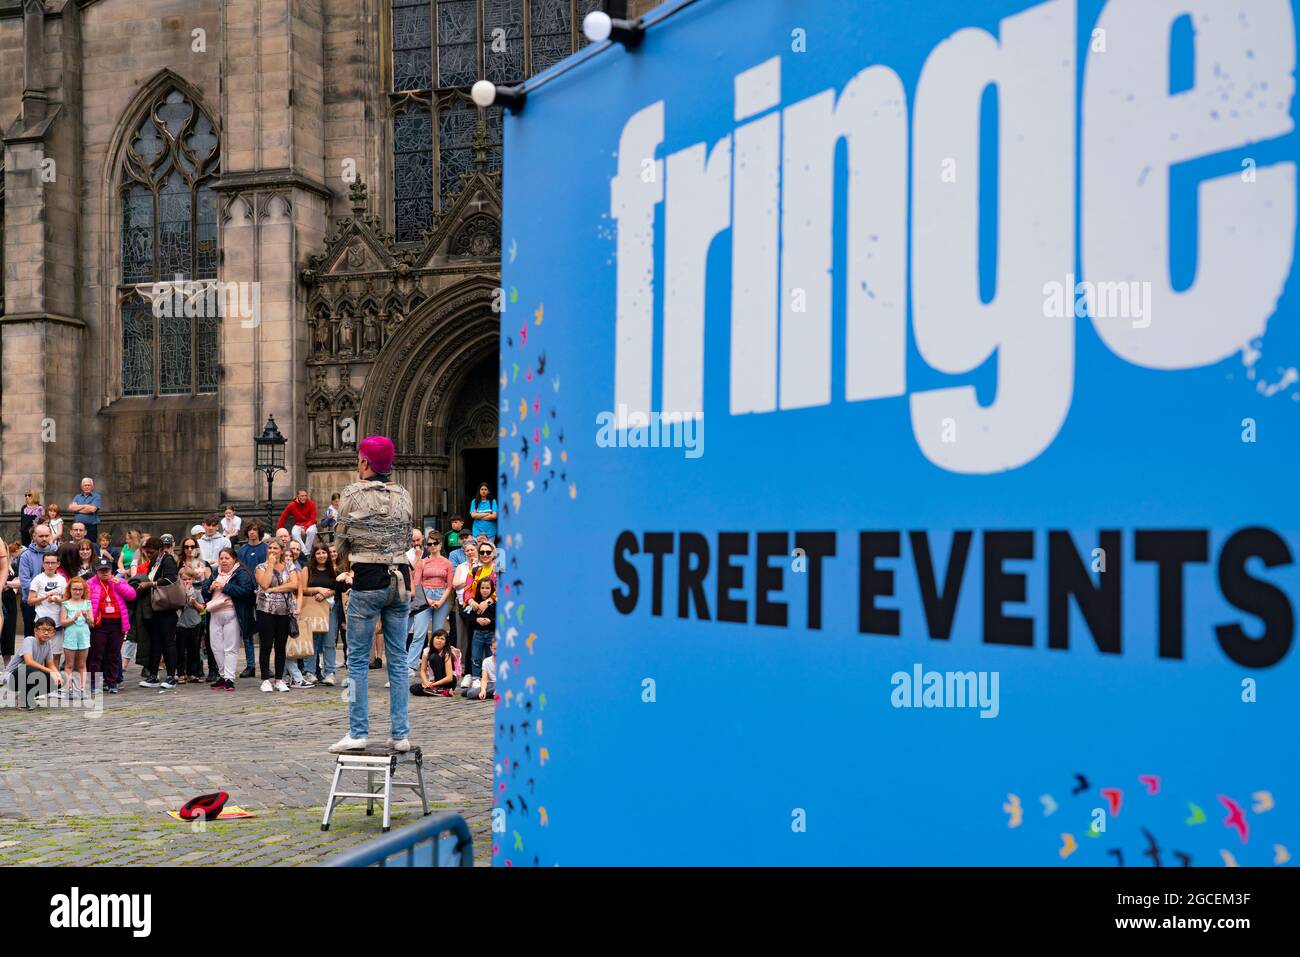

{"left": 175, "top": 538, "right": 211, "bottom": 682}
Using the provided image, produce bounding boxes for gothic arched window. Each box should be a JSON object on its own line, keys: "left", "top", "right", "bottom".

{"left": 119, "top": 88, "right": 221, "bottom": 397}
{"left": 390, "top": 0, "right": 603, "bottom": 243}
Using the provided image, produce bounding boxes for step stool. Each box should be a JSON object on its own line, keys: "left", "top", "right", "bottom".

{"left": 321, "top": 747, "right": 431, "bottom": 833}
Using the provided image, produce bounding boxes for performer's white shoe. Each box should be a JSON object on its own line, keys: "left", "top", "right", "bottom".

{"left": 329, "top": 735, "right": 368, "bottom": 753}
{"left": 387, "top": 737, "right": 411, "bottom": 752}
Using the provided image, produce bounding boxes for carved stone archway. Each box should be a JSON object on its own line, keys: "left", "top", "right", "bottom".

{"left": 301, "top": 177, "right": 501, "bottom": 524}
{"left": 356, "top": 277, "right": 499, "bottom": 521}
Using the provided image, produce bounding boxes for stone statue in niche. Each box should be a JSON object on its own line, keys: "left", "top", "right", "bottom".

{"left": 338, "top": 314, "right": 354, "bottom": 356}
{"left": 363, "top": 313, "right": 379, "bottom": 354}
{"left": 312, "top": 319, "right": 329, "bottom": 356}
{"left": 315, "top": 411, "right": 333, "bottom": 451}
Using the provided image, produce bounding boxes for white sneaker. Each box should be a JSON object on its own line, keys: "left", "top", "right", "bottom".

{"left": 323, "top": 674, "right": 336, "bottom": 686}
{"left": 290, "top": 678, "right": 310, "bottom": 689}
{"left": 384, "top": 680, "right": 390, "bottom": 688}
{"left": 387, "top": 737, "right": 411, "bottom": 752}
{"left": 328, "top": 734, "right": 368, "bottom": 753}
{"left": 459, "top": 674, "right": 473, "bottom": 689}
{"left": 260, "top": 679, "right": 273, "bottom": 693}
{"left": 275, "top": 680, "right": 290, "bottom": 692}
{"left": 304, "top": 674, "right": 318, "bottom": 685}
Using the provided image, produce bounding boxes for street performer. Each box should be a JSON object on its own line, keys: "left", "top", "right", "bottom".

{"left": 329, "top": 435, "right": 414, "bottom": 754}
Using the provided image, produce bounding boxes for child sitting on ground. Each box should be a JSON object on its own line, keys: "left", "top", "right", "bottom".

{"left": 410, "top": 628, "right": 456, "bottom": 697}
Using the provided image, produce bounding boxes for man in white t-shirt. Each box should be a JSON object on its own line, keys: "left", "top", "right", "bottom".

{"left": 27, "top": 553, "right": 65, "bottom": 665}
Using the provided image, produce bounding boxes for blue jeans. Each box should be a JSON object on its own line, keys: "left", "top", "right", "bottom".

{"left": 471, "top": 631, "right": 492, "bottom": 678}
{"left": 406, "top": 589, "right": 449, "bottom": 672}
{"left": 346, "top": 585, "right": 410, "bottom": 739}
{"left": 312, "top": 601, "right": 339, "bottom": 677}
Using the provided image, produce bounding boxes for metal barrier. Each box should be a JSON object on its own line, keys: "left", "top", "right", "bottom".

{"left": 321, "top": 811, "right": 474, "bottom": 867}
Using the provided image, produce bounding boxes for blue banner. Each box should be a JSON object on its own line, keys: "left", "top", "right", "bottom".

{"left": 495, "top": 0, "right": 1299, "bottom": 865}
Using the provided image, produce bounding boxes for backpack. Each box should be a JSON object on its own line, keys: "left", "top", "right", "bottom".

{"left": 450, "top": 645, "right": 465, "bottom": 682}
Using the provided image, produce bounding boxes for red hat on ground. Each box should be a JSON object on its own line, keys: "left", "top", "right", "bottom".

{"left": 358, "top": 435, "right": 395, "bottom": 474}
{"left": 178, "top": 791, "right": 229, "bottom": 821}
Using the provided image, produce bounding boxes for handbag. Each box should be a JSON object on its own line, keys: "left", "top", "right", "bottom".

{"left": 148, "top": 563, "right": 187, "bottom": 613}
{"left": 285, "top": 622, "right": 313, "bottom": 658}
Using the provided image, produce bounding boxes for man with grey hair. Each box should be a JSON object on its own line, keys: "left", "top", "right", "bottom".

{"left": 68, "top": 478, "right": 103, "bottom": 543}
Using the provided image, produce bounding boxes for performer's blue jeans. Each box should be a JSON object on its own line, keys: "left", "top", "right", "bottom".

{"left": 346, "top": 586, "right": 410, "bottom": 740}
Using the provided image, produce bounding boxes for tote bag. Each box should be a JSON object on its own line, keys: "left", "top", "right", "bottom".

{"left": 298, "top": 594, "right": 332, "bottom": 635}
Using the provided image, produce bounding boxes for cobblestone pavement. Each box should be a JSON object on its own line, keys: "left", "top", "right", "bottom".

{"left": 0, "top": 663, "right": 494, "bottom": 865}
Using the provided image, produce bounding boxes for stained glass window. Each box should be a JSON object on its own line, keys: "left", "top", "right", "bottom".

{"left": 394, "top": 104, "right": 436, "bottom": 243}
{"left": 529, "top": 0, "right": 569, "bottom": 73}
{"left": 484, "top": 0, "right": 525, "bottom": 85}
{"left": 390, "top": 1, "right": 591, "bottom": 239}
{"left": 158, "top": 171, "right": 193, "bottom": 281}
{"left": 196, "top": 312, "right": 219, "bottom": 393}
{"left": 159, "top": 311, "right": 193, "bottom": 395}
{"left": 121, "top": 299, "right": 156, "bottom": 398}
{"left": 394, "top": 0, "right": 433, "bottom": 91}
{"left": 439, "top": 98, "right": 478, "bottom": 200}
{"left": 121, "top": 186, "right": 155, "bottom": 284}
{"left": 196, "top": 184, "right": 218, "bottom": 278}
{"left": 118, "top": 87, "right": 221, "bottom": 396}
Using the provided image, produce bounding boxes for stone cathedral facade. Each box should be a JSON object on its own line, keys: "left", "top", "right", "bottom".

{"left": 0, "top": 0, "right": 653, "bottom": 535}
